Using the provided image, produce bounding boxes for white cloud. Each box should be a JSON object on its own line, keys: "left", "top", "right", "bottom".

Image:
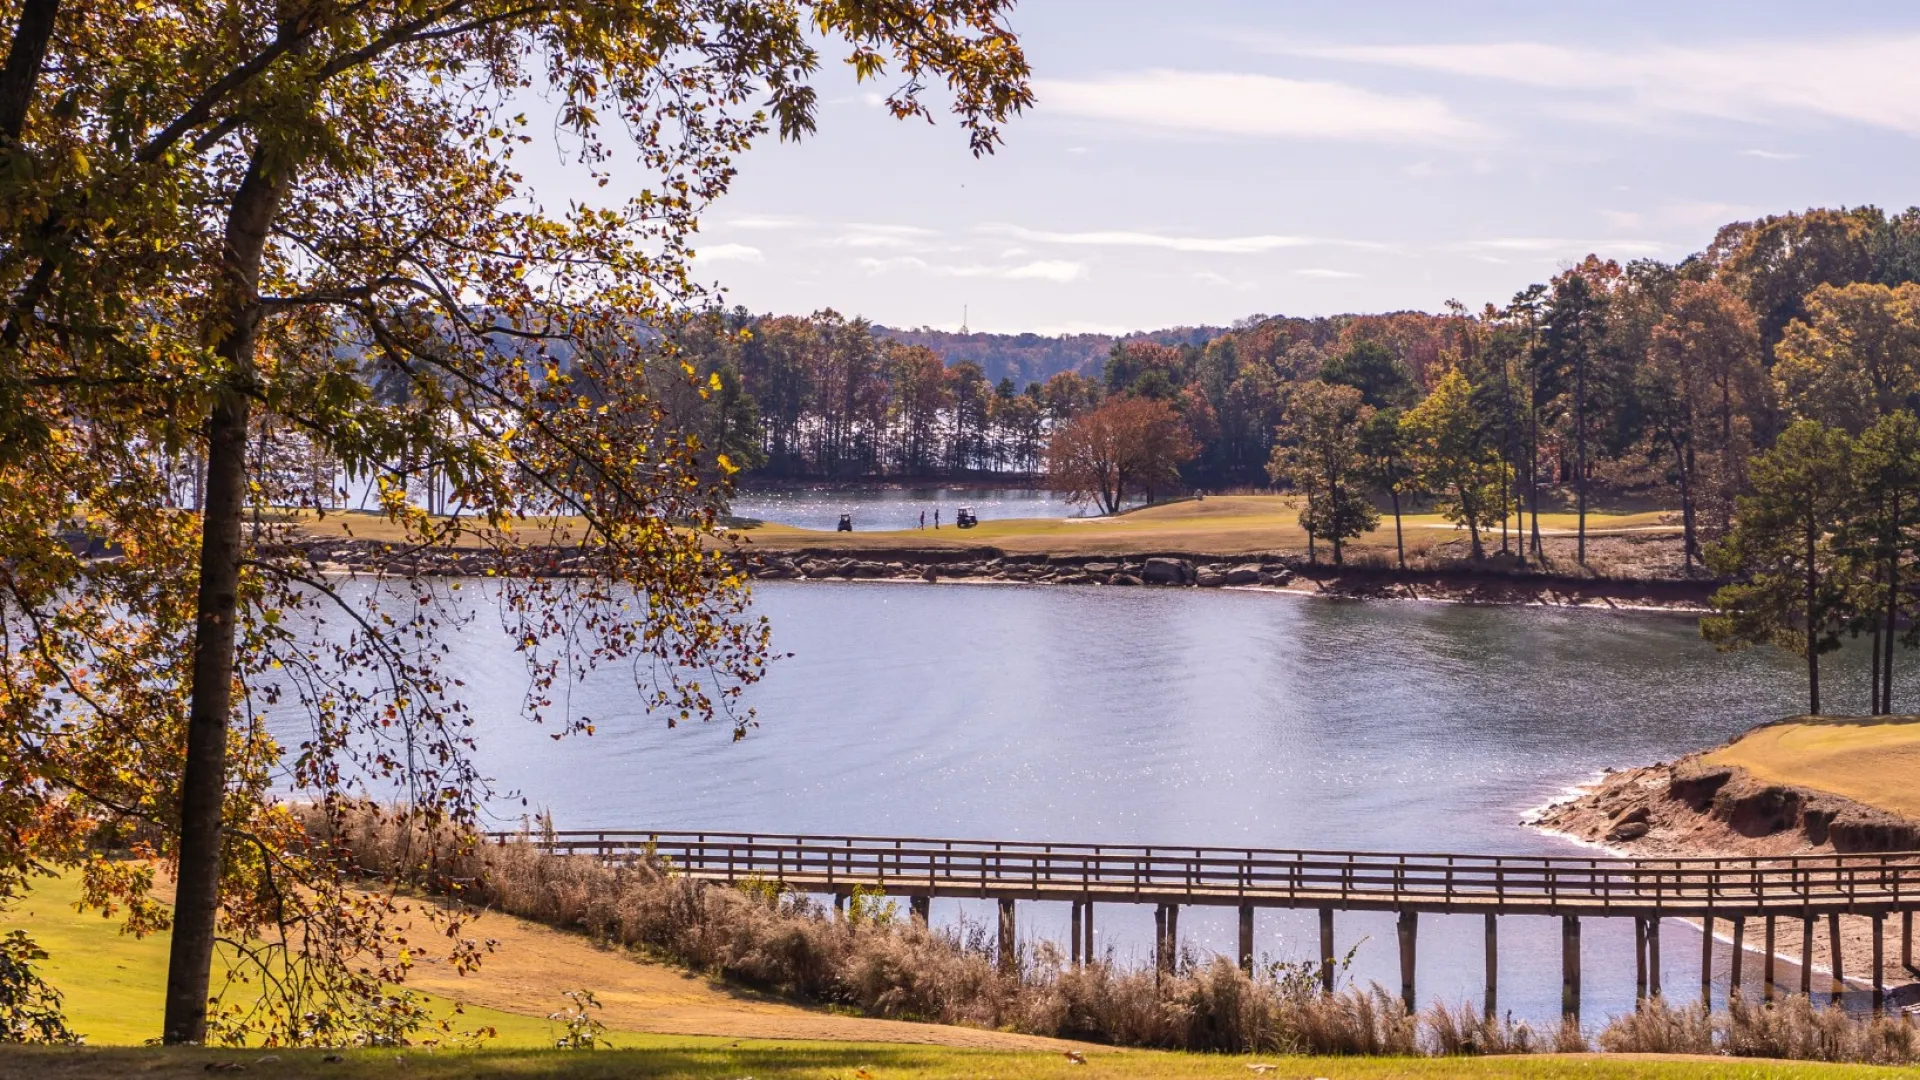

{"left": 982, "top": 224, "right": 1386, "bottom": 255}
{"left": 854, "top": 256, "right": 1088, "bottom": 283}
{"left": 1294, "top": 268, "right": 1361, "bottom": 279}
{"left": 1033, "top": 69, "right": 1487, "bottom": 143}
{"left": 823, "top": 223, "right": 940, "bottom": 250}
{"left": 1741, "top": 148, "right": 1805, "bottom": 161}
{"left": 696, "top": 243, "right": 764, "bottom": 263}
{"left": 1193, "top": 270, "right": 1259, "bottom": 291}
{"left": 1274, "top": 37, "right": 1920, "bottom": 135}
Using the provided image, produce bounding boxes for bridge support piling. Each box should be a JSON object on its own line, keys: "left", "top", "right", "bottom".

{"left": 909, "top": 895, "right": 930, "bottom": 927}
{"left": 1648, "top": 917, "right": 1661, "bottom": 999}
{"left": 1700, "top": 915, "right": 1714, "bottom": 1005}
{"left": 834, "top": 891, "right": 847, "bottom": 919}
{"left": 1070, "top": 902, "right": 1083, "bottom": 967}
{"left": 1397, "top": 911, "right": 1418, "bottom": 1012}
{"left": 1828, "top": 912, "right": 1844, "bottom": 991}
{"left": 1153, "top": 905, "right": 1169, "bottom": 975}
{"left": 1561, "top": 915, "right": 1580, "bottom": 1023}
{"left": 1872, "top": 915, "right": 1885, "bottom": 1014}
{"left": 1634, "top": 918, "right": 1648, "bottom": 1002}
{"left": 1904, "top": 911, "right": 1913, "bottom": 973}
{"left": 997, "top": 898, "right": 1016, "bottom": 974}
{"left": 1083, "top": 902, "right": 1094, "bottom": 964}
{"left": 1730, "top": 916, "right": 1746, "bottom": 993}
{"left": 1319, "top": 908, "right": 1335, "bottom": 994}
{"left": 1237, "top": 904, "right": 1254, "bottom": 974}
{"left": 1801, "top": 916, "right": 1814, "bottom": 995}
{"left": 1483, "top": 914, "right": 1498, "bottom": 1020}
{"left": 1764, "top": 917, "right": 1777, "bottom": 1000}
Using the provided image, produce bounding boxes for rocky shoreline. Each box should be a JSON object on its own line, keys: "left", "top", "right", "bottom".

{"left": 1533, "top": 746, "right": 1920, "bottom": 1005}
{"left": 289, "top": 536, "right": 1717, "bottom": 611}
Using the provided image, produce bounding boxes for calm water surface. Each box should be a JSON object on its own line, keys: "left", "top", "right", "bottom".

{"left": 276, "top": 582, "right": 1895, "bottom": 1028}
{"left": 728, "top": 486, "right": 1132, "bottom": 531}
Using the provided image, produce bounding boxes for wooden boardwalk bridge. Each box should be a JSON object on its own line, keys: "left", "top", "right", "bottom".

{"left": 495, "top": 829, "right": 1920, "bottom": 1018}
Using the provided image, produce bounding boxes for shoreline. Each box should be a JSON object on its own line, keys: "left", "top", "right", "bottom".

{"left": 288, "top": 535, "right": 1716, "bottom": 614}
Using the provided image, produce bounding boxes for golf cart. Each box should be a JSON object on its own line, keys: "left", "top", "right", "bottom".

{"left": 836, "top": 513, "right": 853, "bottom": 532}
{"left": 955, "top": 507, "right": 978, "bottom": 529}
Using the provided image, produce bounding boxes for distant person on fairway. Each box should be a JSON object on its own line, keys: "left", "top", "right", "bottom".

{"left": 919, "top": 510, "right": 926, "bottom": 529}
{"left": 934, "top": 509, "right": 941, "bottom": 529}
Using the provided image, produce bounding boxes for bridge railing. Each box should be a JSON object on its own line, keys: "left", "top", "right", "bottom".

{"left": 481, "top": 829, "right": 1920, "bottom": 913}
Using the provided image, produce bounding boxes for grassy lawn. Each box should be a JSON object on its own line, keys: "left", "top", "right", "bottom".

{"left": 1706, "top": 716, "right": 1920, "bottom": 820}
{"left": 4, "top": 1045, "right": 1913, "bottom": 1079}
{"left": 280, "top": 497, "right": 1679, "bottom": 560}
{"left": 736, "top": 496, "right": 1676, "bottom": 558}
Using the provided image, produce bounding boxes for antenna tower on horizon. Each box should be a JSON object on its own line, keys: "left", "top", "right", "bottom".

{"left": 961, "top": 305, "right": 969, "bottom": 335}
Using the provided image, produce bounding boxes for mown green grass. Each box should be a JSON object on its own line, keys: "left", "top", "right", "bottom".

{"left": 4, "top": 1045, "right": 1914, "bottom": 1079}
{"left": 0, "top": 872, "right": 720, "bottom": 1049}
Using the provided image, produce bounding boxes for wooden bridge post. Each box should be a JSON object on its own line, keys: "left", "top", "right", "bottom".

{"left": 1634, "top": 918, "right": 1648, "bottom": 1002}
{"left": 909, "top": 895, "right": 930, "bottom": 927}
{"left": 1397, "top": 911, "right": 1418, "bottom": 1012}
{"left": 1763, "top": 917, "right": 1777, "bottom": 1001}
{"left": 1483, "top": 914, "right": 1498, "bottom": 1021}
{"left": 1730, "top": 916, "right": 1746, "bottom": 995}
{"left": 1319, "top": 908, "right": 1335, "bottom": 993}
{"left": 1872, "top": 915, "right": 1885, "bottom": 1014}
{"left": 1800, "top": 916, "right": 1814, "bottom": 995}
{"left": 1700, "top": 915, "right": 1714, "bottom": 1005}
{"left": 1237, "top": 904, "right": 1254, "bottom": 974}
{"left": 1082, "top": 902, "right": 1094, "bottom": 965}
{"left": 834, "top": 891, "right": 848, "bottom": 919}
{"left": 1827, "top": 912, "right": 1844, "bottom": 992}
{"left": 1560, "top": 915, "right": 1580, "bottom": 1023}
{"left": 1648, "top": 916, "right": 1661, "bottom": 999}
{"left": 1904, "top": 910, "right": 1913, "bottom": 973}
{"left": 997, "top": 898, "right": 1016, "bottom": 974}
{"left": 1153, "top": 905, "right": 1168, "bottom": 975}
{"left": 1070, "top": 902, "right": 1084, "bottom": 967}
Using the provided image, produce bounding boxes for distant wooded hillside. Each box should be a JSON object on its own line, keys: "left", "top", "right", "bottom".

{"left": 872, "top": 324, "right": 1229, "bottom": 384}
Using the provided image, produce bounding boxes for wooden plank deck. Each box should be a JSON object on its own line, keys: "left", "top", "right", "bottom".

{"left": 490, "top": 829, "right": 1920, "bottom": 919}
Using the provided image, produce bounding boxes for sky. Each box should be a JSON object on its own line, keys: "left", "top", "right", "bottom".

{"left": 557, "top": 1, "right": 1920, "bottom": 335}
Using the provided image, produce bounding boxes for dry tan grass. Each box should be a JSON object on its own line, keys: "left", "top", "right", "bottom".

{"left": 1706, "top": 717, "right": 1920, "bottom": 820}
{"left": 1599, "top": 997, "right": 1920, "bottom": 1065}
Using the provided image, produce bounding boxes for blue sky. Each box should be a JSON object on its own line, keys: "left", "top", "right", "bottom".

{"left": 622, "top": 1, "right": 1920, "bottom": 333}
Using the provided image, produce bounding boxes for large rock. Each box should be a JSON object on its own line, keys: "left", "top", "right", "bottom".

{"left": 1223, "top": 563, "right": 1264, "bottom": 585}
{"left": 1195, "top": 567, "right": 1226, "bottom": 587}
{"left": 1141, "top": 557, "right": 1192, "bottom": 585}
{"left": 1107, "top": 573, "right": 1143, "bottom": 586}
{"left": 1606, "top": 820, "right": 1651, "bottom": 843}
{"left": 1082, "top": 561, "right": 1120, "bottom": 576}
{"left": 1258, "top": 566, "right": 1293, "bottom": 586}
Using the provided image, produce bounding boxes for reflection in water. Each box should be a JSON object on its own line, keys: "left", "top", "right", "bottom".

{"left": 269, "top": 581, "right": 1893, "bottom": 1026}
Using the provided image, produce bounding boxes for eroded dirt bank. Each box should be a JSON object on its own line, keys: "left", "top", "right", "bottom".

{"left": 1533, "top": 734, "right": 1920, "bottom": 1003}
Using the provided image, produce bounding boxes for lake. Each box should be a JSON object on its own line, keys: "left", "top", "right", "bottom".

{"left": 728, "top": 485, "right": 1134, "bottom": 531}
{"left": 271, "top": 580, "right": 1894, "bottom": 1028}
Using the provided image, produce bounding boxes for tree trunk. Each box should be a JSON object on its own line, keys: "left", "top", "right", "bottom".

{"left": 163, "top": 145, "right": 292, "bottom": 1046}
{"left": 1805, "top": 515, "right": 1820, "bottom": 718}
{"left": 1391, "top": 489, "right": 1404, "bottom": 570}
{"left": 1528, "top": 375, "right": 1543, "bottom": 560}
{"left": 0, "top": 0, "right": 58, "bottom": 143}
{"left": 1575, "top": 354, "right": 1587, "bottom": 566}
{"left": 1678, "top": 441, "right": 1697, "bottom": 569}
{"left": 1886, "top": 489, "right": 1901, "bottom": 714}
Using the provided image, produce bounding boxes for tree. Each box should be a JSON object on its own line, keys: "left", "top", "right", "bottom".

{"left": 1267, "top": 381, "right": 1377, "bottom": 565}
{"left": 1711, "top": 208, "right": 1879, "bottom": 352}
{"left": 1643, "top": 281, "right": 1765, "bottom": 565}
{"left": 1703, "top": 421, "right": 1855, "bottom": 716}
{"left": 1045, "top": 396, "right": 1194, "bottom": 515}
{"left": 1401, "top": 370, "right": 1504, "bottom": 560}
{"left": 1356, "top": 407, "right": 1417, "bottom": 569}
{"left": 1773, "top": 282, "right": 1920, "bottom": 434}
{"left": 0, "top": 0, "right": 1030, "bottom": 1046}
{"left": 1318, "top": 340, "right": 1416, "bottom": 411}
{"left": 1542, "top": 259, "right": 1621, "bottom": 565}
{"left": 1837, "top": 412, "right": 1920, "bottom": 714}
